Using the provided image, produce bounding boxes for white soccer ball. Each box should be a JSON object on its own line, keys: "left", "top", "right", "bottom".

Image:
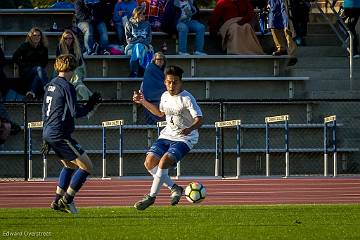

{"left": 184, "top": 182, "right": 206, "bottom": 203}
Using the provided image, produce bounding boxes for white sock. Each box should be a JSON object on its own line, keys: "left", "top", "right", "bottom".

{"left": 148, "top": 166, "right": 174, "bottom": 190}
{"left": 149, "top": 168, "right": 169, "bottom": 197}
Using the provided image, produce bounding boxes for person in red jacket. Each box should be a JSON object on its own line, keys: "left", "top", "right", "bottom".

{"left": 209, "top": 0, "right": 255, "bottom": 35}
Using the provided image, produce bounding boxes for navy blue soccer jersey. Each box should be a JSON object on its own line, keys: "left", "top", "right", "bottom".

{"left": 42, "top": 77, "right": 90, "bottom": 140}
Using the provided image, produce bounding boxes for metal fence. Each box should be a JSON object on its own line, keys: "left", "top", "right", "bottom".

{"left": 1, "top": 99, "right": 360, "bottom": 180}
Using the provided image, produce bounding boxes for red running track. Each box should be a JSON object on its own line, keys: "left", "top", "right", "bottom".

{"left": 1, "top": 178, "right": 360, "bottom": 208}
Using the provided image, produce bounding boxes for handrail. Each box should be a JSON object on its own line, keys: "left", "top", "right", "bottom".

{"left": 314, "top": 0, "right": 353, "bottom": 89}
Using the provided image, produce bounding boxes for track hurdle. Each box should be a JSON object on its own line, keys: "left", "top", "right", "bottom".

{"left": 324, "top": 115, "right": 337, "bottom": 177}
{"left": 156, "top": 121, "right": 182, "bottom": 178}
{"left": 102, "top": 119, "right": 124, "bottom": 179}
{"left": 265, "top": 115, "right": 289, "bottom": 177}
{"left": 215, "top": 120, "right": 241, "bottom": 178}
{"left": 28, "top": 121, "right": 45, "bottom": 180}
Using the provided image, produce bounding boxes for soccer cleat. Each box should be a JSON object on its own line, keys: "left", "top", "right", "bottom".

{"left": 134, "top": 194, "right": 156, "bottom": 210}
{"left": 59, "top": 198, "right": 78, "bottom": 214}
{"left": 170, "top": 184, "right": 184, "bottom": 206}
{"left": 50, "top": 201, "right": 60, "bottom": 211}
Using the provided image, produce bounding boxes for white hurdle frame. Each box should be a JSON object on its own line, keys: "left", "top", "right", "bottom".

{"left": 27, "top": 121, "right": 45, "bottom": 180}
{"left": 102, "top": 119, "right": 124, "bottom": 179}
{"left": 265, "top": 115, "right": 290, "bottom": 177}
{"left": 324, "top": 115, "right": 337, "bottom": 177}
{"left": 215, "top": 120, "right": 241, "bottom": 178}
{"left": 156, "top": 121, "right": 182, "bottom": 178}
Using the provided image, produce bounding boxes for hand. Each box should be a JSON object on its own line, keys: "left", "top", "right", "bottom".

{"left": 40, "top": 140, "right": 51, "bottom": 156}
{"left": 132, "top": 90, "right": 144, "bottom": 104}
{"left": 86, "top": 92, "right": 102, "bottom": 110}
{"left": 180, "top": 128, "right": 192, "bottom": 136}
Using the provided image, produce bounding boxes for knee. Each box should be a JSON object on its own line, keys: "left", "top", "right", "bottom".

{"left": 197, "top": 23, "right": 205, "bottom": 33}
{"left": 177, "top": 23, "right": 188, "bottom": 33}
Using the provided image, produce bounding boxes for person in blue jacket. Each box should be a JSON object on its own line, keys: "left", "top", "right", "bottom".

{"left": 343, "top": 0, "right": 360, "bottom": 57}
{"left": 42, "top": 54, "right": 101, "bottom": 214}
{"left": 268, "top": 0, "right": 297, "bottom": 66}
{"left": 140, "top": 51, "right": 167, "bottom": 124}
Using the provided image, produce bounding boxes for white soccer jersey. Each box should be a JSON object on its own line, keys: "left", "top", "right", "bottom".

{"left": 159, "top": 90, "right": 203, "bottom": 149}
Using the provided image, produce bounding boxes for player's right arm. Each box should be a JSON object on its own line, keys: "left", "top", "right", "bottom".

{"left": 133, "top": 90, "right": 165, "bottom": 118}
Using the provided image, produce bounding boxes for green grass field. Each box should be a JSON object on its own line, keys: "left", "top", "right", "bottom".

{"left": 1, "top": 205, "right": 360, "bottom": 240}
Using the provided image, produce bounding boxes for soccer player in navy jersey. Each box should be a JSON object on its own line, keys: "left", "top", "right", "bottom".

{"left": 42, "top": 54, "right": 101, "bottom": 214}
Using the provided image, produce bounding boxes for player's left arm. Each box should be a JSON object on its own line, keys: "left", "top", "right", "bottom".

{"left": 180, "top": 116, "right": 203, "bottom": 135}
{"left": 180, "top": 95, "right": 203, "bottom": 135}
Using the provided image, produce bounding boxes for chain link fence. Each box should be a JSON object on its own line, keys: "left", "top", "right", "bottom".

{"left": 1, "top": 100, "right": 360, "bottom": 180}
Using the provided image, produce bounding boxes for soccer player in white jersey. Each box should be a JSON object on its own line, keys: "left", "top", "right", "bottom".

{"left": 132, "top": 65, "right": 203, "bottom": 210}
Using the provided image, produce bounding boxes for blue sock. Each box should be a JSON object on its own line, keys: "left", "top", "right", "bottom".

{"left": 55, "top": 167, "right": 75, "bottom": 202}
{"left": 64, "top": 169, "right": 89, "bottom": 203}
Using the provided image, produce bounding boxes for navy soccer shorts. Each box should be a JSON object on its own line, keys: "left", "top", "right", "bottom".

{"left": 48, "top": 137, "right": 85, "bottom": 161}
{"left": 147, "top": 138, "right": 190, "bottom": 163}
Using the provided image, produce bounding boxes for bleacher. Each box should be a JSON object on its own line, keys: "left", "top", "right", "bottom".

{"left": 0, "top": 4, "right": 360, "bottom": 178}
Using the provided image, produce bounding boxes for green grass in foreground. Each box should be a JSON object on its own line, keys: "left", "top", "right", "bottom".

{"left": 0, "top": 205, "right": 360, "bottom": 240}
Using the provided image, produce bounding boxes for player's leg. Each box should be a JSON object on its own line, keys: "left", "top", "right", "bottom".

{"left": 50, "top": 160, "right": 77, "bottom": 210}
{"left": 156, "top": 141, "right": 190, "bottom": 206}
{"left": 59, "top": 152, "right": 92, "bottom": 213}
{"left": 144, "top": 152, "right": 174, "bottom": 189}
{"left": 51, "top": 138, "right": 90, "bottom": 214}
{"left": 134, "top": 141, "right": 190, "bottom": 210}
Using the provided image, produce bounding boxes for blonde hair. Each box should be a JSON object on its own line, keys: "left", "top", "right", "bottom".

{"left": 25, "top": 27, "right": 48, "bottom": 48}
{"left": 54, "top": 54, "right": 78, "bottom": 73}
{"left": 59, "top": 30, "right": 82, "bottom": 64}
{"left": 132, "top": 6, "right": 146, "bottom": 22}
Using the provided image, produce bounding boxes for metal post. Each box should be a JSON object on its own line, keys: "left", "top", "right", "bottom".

{"left": 285, "top": 120, "right": 289, "bottom": 178}
{"left": 43, "top": 156, "right": 47, "bottom": 180}
{"left": 28, "top": 127, "right": 32, "bottom": 180}
{"left": 102, "top": 126, "right": 107, "bottom": 179}
{"left": 24, "top": 103, "right": 28, "bottom": 181}
{"left": 215, "top": 126, "right": 220, "bottom": 177}
{"left": 265, "top": 122, "right": 270, "bottom": 177}
{"left": 220, "top": 101, "right": 224, "bottom": 178}
{"left": 333, "top": 120, "right": 337, "bottom": 177}
{"left": 119, "top": 124, "right": 123, "bottom": 177}
{"left": 236, "top": 125, "right": 241, "bottom": 178}
{"left": 324, "top": 123, "right": 328, "bottom": 177}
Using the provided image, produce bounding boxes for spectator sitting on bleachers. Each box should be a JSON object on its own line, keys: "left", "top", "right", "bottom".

{"left": 49, "top": 0, "right": 75, "bottom": 9}
{"left": 161, "top": 0, "right": 207, "bottom": 55}
{"left": 75, "top": 0, "right": 111, "bottom": 55}
{"left": 209, "top": 0, "right": 264, "bottom": 55}
{"left": 0, "top": 0, "right": 33, "bottom": 9}
{"left": 56, "top": 30, "right": 93, "bottom": 101}
{"left": 12, "top": 27, "right": 49, "bottom": 100}
{"left": 112, "top": 0, "right": 138, "bottom": 46}
{"left": 137, "top": 0, "right": 168, "bottom": 32}
{"left": 268, "top": 0, "right": 297, "bottom": 66}
{"left": 140, "top": 52, "right": 166, "bottom": 124}
{"left": 125, "top": 5, "right": 153, "bottom": 77}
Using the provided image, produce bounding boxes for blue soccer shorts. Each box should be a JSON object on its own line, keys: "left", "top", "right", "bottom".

{"left": 47, "top": 137, "right": 85, "bottom": 161}
{"left": 147, "top": 138, "right": 190, "bottom": 163}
